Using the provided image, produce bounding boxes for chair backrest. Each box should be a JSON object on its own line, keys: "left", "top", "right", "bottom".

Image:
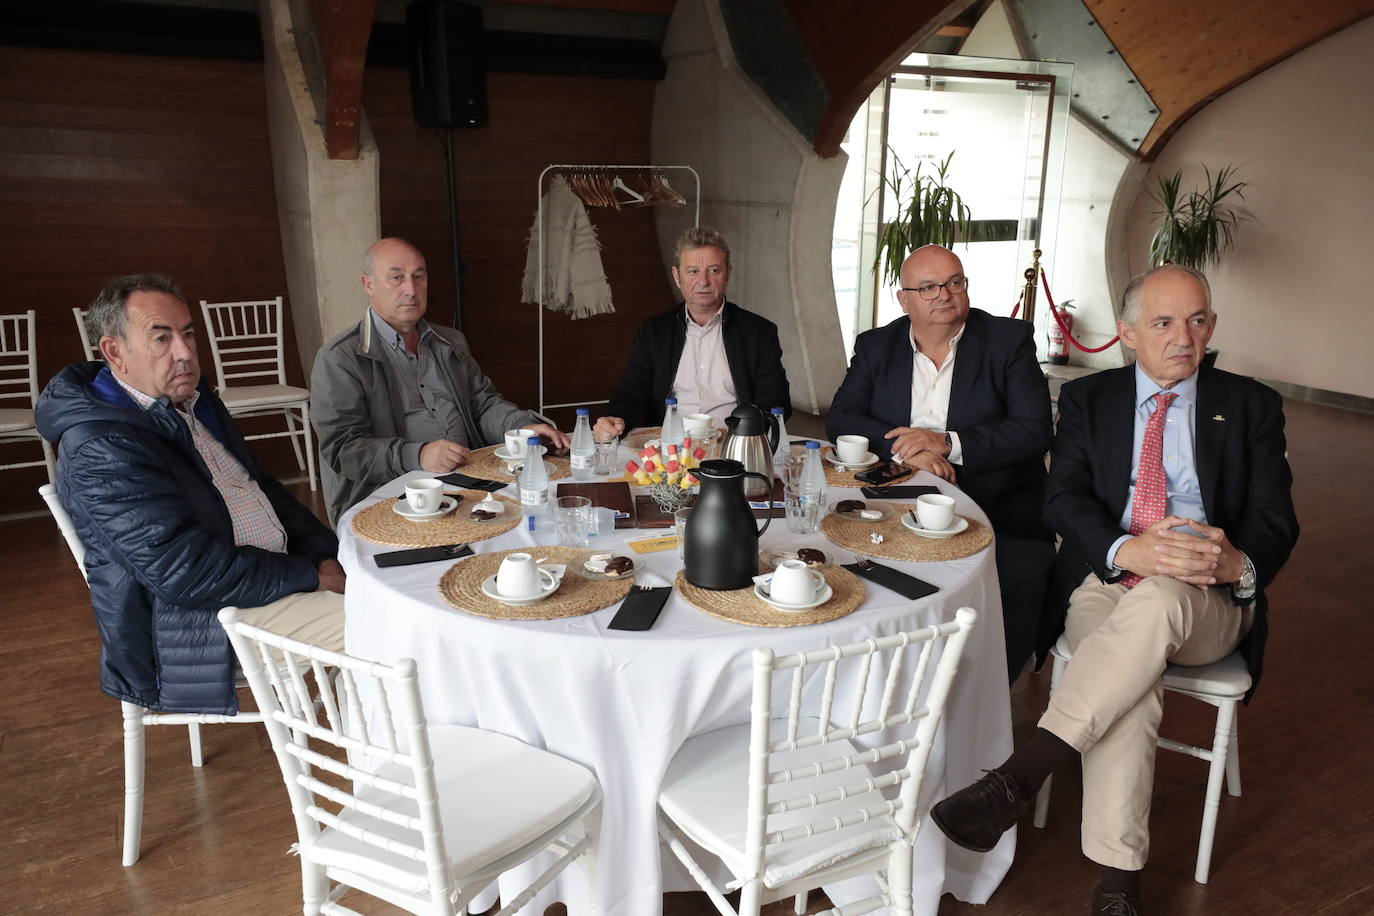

{"left": 40, "top": 483, "right": 88, "bottom": 582}
{"left": 743, "top": 608, "right": 977, "bottom": 878}
{"left": 198, "top": 298, "right": 289, "bottom": 390}
{"left": 72, "top": 307, "right": 102, "bottom": 361}
{"left": 219, "top": 607, "right": 456, "bottom": 911}
{"left": 0, "top": 310, "right": 40, "bottom": 409}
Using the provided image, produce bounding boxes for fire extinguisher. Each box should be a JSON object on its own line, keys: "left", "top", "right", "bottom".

{"left": 1048, "top": 299, "right": 1075, "bottom": 365}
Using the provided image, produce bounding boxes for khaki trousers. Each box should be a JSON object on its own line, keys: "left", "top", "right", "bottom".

{"left": 1039, "top": 573, "right": 1251, "bottom": 870}
{"left": 235, "top": 590, "right": 346, "bottom": 653}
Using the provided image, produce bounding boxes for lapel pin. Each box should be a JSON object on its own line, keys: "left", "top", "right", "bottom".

{"left": 1212, "top": 415, "right": 1226, "bottom": 421}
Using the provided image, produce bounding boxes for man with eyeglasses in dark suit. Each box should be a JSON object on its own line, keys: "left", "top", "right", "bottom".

{"left": 828, "top": 244, "right": 1054, "bottom": 683}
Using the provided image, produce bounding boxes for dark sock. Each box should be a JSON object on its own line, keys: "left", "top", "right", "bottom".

{"left": 995, "top": 727, "right": 1076, "bottom": 797}
{"left": 1099, "top": 866, "right": 1141, "bottom": 897}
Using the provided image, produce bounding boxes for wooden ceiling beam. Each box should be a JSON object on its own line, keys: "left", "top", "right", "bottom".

{"left": 311, "top": 0, "right": 377, "bottom": 160}
{"left": 480, "top": 0, "right": 675, "bottom": 13}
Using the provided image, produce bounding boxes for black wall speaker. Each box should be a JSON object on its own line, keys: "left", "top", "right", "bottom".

{"left": 406, "top": 1, "right": 488, "bottom": 129}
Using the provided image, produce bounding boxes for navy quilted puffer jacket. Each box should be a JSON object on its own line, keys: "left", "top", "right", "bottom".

{"left": 36, "top": 363, "right": 338, "bottom": 715}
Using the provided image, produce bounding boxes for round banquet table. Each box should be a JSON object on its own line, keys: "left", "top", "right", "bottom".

{"left": 338, "top": 466, "right": 1015, "bottom": 916}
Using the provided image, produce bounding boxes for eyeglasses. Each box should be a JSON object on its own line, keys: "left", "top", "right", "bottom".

{"left": 901, "top": 276, "right": 969, "bottom": 300}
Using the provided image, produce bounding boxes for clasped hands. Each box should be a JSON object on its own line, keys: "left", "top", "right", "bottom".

{"left": 418, "top": 423, "right": 571, "bottom": 473}
{"left": 1115, "top": 515, "right": 1245, "bottom": 589}
{"left": 885, "top": 426, "right": 955, "bottom": 482}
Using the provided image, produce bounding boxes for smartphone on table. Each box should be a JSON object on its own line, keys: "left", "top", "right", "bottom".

{"left": 853, "top": 461, "right": 913, "bottom": 486}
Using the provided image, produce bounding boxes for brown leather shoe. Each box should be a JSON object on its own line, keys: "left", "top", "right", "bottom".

{"left": 1091, "top": 886, "right": 1143, "bottom": 915}
{"left": 930, "top": 770, "right": 1030, "bottom": 852}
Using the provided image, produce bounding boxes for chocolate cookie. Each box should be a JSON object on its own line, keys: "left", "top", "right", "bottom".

{"left": 604, "top": 556, "right": 634, "bottom": 577}
{"left": 796, "top": 547, "right": 826, "bottom": 567}
{"left": 835, "top": 499, "right": 866, "bottom": 514}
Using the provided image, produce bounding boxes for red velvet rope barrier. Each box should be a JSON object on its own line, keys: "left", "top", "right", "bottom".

{"left": 1040, "top": 269, "right": 1121, "bottom": 353}
{"left": 1009, "top": 291, "right": 1023, "bottom": 319}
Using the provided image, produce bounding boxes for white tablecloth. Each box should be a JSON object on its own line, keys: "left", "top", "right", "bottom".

{"left": 338, "top": 469, "right": 1015, "bottom": 916}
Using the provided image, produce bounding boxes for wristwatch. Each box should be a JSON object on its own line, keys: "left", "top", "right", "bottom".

{"left": 943, "top": 432, "right": 953, "bottom": 453}
{"left": 1231, "top": 552, "right": 1257, "bottom": 602}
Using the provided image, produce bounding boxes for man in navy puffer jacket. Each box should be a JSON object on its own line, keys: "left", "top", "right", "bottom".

{"left": 36, "top": 274, "right": 345, "bottom": 716}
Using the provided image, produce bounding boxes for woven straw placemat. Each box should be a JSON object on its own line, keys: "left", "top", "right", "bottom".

{"left": 351, "top": 492, "right": 520, "bottom": 547}
{"left": 438, "top": 546, "right": 632, "bottom": 621}
{"left": 820, "top": 504, "right": 992, "bottom": 563}
{"left": 821, "top": 445, "right": 871, "bottom": 487}
{"left": 674, "top": 564, "right": 865, "bottom": 628}
{"left": 464, "top": 445, "right": 572, "bottom": 483}
{"left": 624, "top": 427, "right": 662, "bottom": 450}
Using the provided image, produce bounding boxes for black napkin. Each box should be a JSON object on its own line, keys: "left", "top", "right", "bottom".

{"left": 609, "top": 586, "right": 672, "bottom": 631}
{"left": 860, "top": 484, "right": 941, "bottom": 500}
{"left": 439, "top": 472, "right": 506, "bottom": 492}
{"left": 842, "top": 560, "right": 939, "bottom": 600}
{"left": 374, "top": 543, "right": 474, "bottom": 568}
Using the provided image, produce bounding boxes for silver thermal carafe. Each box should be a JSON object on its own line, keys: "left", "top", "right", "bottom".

{"left": 717, "top": 404, "right": 780, "bottom": 498}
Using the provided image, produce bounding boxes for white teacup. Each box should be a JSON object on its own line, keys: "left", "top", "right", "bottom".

{"left": 683, "top": 412, "right": 714, "bottom": 435}
{"left": 916, "top": 493, "right": 957, "bottom": 531}
{"left": 495, "top": 552, "right": 557, "bottom": 599}
{"left": 835, "top": 434, "right": 869, "bottom": 464}
{"left": 404, "top": 478, "right": 443, "bottom": 513}
{"left": 769, "top": 558, "right": 825, "bottom": 605}
{"left": 504, "top": 428, "right": 535, "bottom": 457}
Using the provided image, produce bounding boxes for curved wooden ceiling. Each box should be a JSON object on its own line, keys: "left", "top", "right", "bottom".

{"left": 1088, "top": 0, "right": 1374, "bottom": 158}
{"left": 785, "top": 0, "right": 1374, "bottom": 160}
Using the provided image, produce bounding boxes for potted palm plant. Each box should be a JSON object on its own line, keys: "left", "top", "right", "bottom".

{"left": 873, "top": 150, "right": 974, "bottom": 285}
{"left": 1148, "top": 165, "right": 1251, "bottom": 270}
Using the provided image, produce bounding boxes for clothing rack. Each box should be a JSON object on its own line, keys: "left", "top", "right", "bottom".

{"left": 535, "top": 163, "right": 701, "bottom": 415}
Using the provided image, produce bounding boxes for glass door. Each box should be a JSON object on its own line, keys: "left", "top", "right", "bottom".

{"left": 832, "top": 53, "right": 1072, "bottom": 356}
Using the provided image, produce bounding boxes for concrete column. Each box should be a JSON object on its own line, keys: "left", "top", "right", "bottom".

{"left": 651, "top": 0, "right": 850, "bottom": 413}
{"left": 260, "top": 0, "right": 380, "bottom": 372}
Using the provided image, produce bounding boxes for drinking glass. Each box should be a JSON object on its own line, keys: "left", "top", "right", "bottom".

{"left": 781, "top": 445, "right": 809, "bottom": 495}
{"left": 555, "top": 496, "right": 593, "bottom": 548}
{"left": 784, "top": 494, "right": 822, "bottom": 534}
{"left": 593, "top": 436, "right": 620, "bottom": 475}
{"left": 674, "top": 506, "right": 693, "bottom": 559}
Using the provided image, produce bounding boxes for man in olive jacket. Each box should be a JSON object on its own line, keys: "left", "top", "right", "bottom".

{"left": 312, "top": 238, "right": 567, "bottom": 523}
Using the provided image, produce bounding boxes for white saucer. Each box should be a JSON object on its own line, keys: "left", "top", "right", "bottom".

{"left": 754, "top": 581, "right": 833, "bottom": 612}
{"left": 494, "top": 444, "right": 546, "bottom": 465}
{"left": 480, "top": 573, "right": 560, "bottom": 607}
{"left": 824, "top": 448, "right": 878, "bottom": 469}
{"left": 900, "top": 513, "right": 969, "bottom": 539}
{"left": 392, "top": 496, "right": 458, "bottom": 522}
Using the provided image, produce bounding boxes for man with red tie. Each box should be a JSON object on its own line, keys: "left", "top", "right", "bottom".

{"left": 929, "top": 265, "right": 1298, "bottom": 914}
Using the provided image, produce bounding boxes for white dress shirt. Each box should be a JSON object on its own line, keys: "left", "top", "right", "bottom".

{"left": 907, "top": 327, "right": 964, "bottom": 464}
{"left": 672, "top": 305, "right": 737, "bottom": 419}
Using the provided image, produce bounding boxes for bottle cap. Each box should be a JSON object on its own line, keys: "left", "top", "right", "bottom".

{"left": 576, "top": 408, "right": 589, "bottom": 416}
{"left": 805, "top": 440, "right": 820, "bottom": 449}
{"left": 527, "top": 436, "right": 541, "bottom": 446}
{"left": 665, "top": 397, "right": 678, "bottom": 405}
{"left": 772, "top": 407, "right": 784, "bottom": 414}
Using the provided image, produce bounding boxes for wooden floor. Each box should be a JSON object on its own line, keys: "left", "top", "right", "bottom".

{"left": 1, "top": 398, "right": 1370, "bottom": 915}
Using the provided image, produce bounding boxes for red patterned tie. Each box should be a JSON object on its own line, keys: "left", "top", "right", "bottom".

{"left": 1120, "top": 391, "right": 1178, "bottom": 589}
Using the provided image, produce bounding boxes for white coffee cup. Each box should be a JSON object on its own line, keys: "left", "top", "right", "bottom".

{"left": 916, "top": 493, "right": 957, "bottom": 531}
{"left": 405, "top": 478, "right": 443, "bottom": 513}
{"left": 835, "top": 434, "right": 869, "bottom": 464}
{"left": 683, "top": 412, "right": 714, "bottom": 435}
{"left": 504, "top": 428, "right": 535, "bottom": 457}
{"left": 769, "top": 558, "right": 825, "bottom": 605}
{"left": 495, "top": 552, "right": 557, "bottom": 599}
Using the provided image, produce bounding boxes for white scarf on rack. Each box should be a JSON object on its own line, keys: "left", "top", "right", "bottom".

{"left": 520, "top": 175, "right": 615, "bottom": 319}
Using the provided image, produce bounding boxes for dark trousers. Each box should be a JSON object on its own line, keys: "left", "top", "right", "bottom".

{"left": 995, "top": 533, "right": 1055, "bottom": 684}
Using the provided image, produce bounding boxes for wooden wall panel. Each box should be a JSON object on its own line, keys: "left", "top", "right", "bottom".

{"left": 0, "top": 46, "right": 296, "bottom": 512}
{"left": 363, "top": 68, "right": 677, "bottom": 426}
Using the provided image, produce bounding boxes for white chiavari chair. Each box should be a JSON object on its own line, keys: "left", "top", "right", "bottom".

{"left": 1, "top": 310, "right": 56, "bottom": 483}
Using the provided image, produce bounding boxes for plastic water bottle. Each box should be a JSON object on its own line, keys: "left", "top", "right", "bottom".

{"left": 771, "top": 406, "right": 789, "bottom": 469}
{"left": 661, "top": 397, "right": 684, "bottom": 453}
{"left": 569, "top": 408, "right": 594, "bottom": 481}
{"left": 518, "top": 436, "right": 550, "bottom": 520}
{"left": 790, "top": 439, "right": 827, "bottom": 534}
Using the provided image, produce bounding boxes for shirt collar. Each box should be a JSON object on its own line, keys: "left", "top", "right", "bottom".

{"left": 908, "top": 323, "right": 964, "bottom": 356}
{"left": 369, "top": 307, "right": 431, "bottom": 354}
{"left": 113, "top": 375, "right": 199, "bottom": 415}
{"left": 1133, "top": 362, "right": 1198, "bottom": 409}
{"left": 684, "top": 303, "right": 725, "bottom": 330}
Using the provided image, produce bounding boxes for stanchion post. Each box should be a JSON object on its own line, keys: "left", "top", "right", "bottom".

{"left": 1021, "top": 248, "right": 1041, "bottom": 326}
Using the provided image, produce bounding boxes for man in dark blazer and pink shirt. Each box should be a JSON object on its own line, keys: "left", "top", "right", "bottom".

{"left": 828, "top": 244, "right": 1055, "bottom": 683}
